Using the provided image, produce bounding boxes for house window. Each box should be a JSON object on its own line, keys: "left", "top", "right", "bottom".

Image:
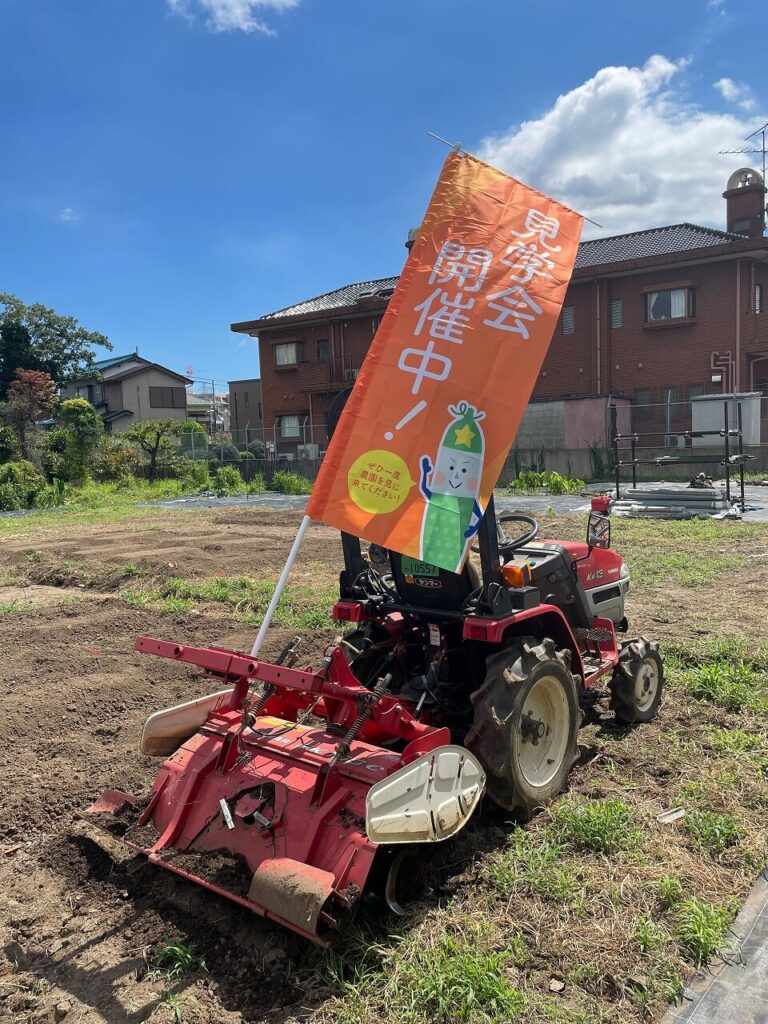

{"left": 244, "top": 391, "right": 249, "bottom": 408}
{"left": 317, "top": 338, "right": 330, "bottom": 360}
{"left": 280, "top": 414, "right": 300, "bottom": 438}
{"left": 149, "top": 386, "right": 186, "bottom": 409}
{"left": 274, "top": 342, "right": 301, "bottom": 366}
{"left": 610, "top": 298, "right": 623, "bottom": 328}
{"left": 561, "top": 306, "right": 575, "bottom": 335}
{"left": 633, "top": 388, "right": 652, "bottom": 420}
{"left": 645, "top": 288, "right": 695, "bottom": 322}
{"left": 756, "top": 283, "right": 764, "bottom": 314}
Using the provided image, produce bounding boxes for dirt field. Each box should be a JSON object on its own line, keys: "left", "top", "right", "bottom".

{"left": 1, "top": 506, "right": 767, "bottom": 1024}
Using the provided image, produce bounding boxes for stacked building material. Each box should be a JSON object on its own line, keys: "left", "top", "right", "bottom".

{"left": 611, "top": 484, "right": 731, "bottom": 519}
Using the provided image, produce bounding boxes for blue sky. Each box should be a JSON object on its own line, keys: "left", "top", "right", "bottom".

{"left": 1, "top": 0, "right": 764, "bottom": 387}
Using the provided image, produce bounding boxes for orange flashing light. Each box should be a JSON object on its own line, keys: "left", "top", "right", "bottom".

{"left": 502, "top": 562, "right": 532, "bottom": 589}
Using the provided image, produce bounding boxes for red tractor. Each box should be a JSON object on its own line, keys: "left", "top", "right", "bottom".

{"left": 85, "top": 503, "right": 663, "bottom": 942}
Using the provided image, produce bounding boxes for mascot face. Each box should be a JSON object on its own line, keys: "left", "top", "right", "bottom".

{"left": 431, "top": 447, "right": 483, "bottom": 498}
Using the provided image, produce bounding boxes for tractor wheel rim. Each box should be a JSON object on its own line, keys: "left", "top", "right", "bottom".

{"left": 516, "top": 674, "right": 570, "bottom": 789}
{"left": 635, "top": 657, "right": 659, "bottom": 712}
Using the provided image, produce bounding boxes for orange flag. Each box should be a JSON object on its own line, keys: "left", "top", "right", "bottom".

{"left": 307, "top": 151, "right": 583, "bottom": 573}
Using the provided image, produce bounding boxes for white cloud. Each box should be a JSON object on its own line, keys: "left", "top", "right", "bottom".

{"left": 56, "top": 207, "right": 79, "bottom": 224}
{"left": 167, "top": 0, "right": 299, "bottom": 34}
{"left": 714, "top": 76, "right": 756, "bottom": 110}
{"left": 478, "top": 56, "right": 759, "bottom": 237}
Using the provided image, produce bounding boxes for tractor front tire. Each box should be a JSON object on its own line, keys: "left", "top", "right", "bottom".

{"left": 610, "top": 638, "right": 664, "bottom": 724}
{"left": 465, "top": 639, "right": 580, "bottom": 820}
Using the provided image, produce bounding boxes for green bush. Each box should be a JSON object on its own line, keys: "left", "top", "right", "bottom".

{"left": 213, "top": 465, "right": 246, "bottom": 496}
{"left": 42, "top": 427, "right": 70, "bottom": 480}
{"left": 177, "top": 459, "right": 210, "bottom": 491}
{"left": 248, "top": 472, "right": 266, "bottom": 495}
{"left": 509, "top": 470, "right": 585, "bottom": 495}
{"left": 210, "top": 441, "right": 240, "bottom": 463}
{"left": 0, "top": 460, "right": 47, "bottom": 510}
{"left": 272, "top": 470, "right": 313, "bottom": 495}
{"left": 0, "top": 425, "right": 21, "bottom": 464}
{"left": 240, "top": 451, "right": 255, "bottom": 459}
{"left": 247, "top": 438, "right": 266, "bottom": 459}
{"left": 93, "top": 436, "right": 143, "bottom": 483}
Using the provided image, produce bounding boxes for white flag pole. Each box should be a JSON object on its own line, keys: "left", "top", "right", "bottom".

{"left": 250, "top": 514, "right": 313, "bottom": 658}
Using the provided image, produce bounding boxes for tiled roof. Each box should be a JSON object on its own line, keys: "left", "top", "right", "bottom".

{"left": 573, "top": 222, "right": 745, "bottom": 270}
{"left": 253, "top": 223, "right": 750, "bottom": 323}
{"left": 258, "top": 277, "right": 399, "bottom": 322}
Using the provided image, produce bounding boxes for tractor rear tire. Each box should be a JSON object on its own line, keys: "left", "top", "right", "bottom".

{"left": 610, "top": 638, "right": 664, "bottom": 724}
{"left": 465, "top": 638, "right": 580, "bottom": 820}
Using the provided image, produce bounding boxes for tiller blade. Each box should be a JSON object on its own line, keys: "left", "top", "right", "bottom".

{"left": 83, "top": 636, "right": 485, "bottom": 942}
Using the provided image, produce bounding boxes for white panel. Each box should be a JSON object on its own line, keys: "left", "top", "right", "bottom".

{"left": 365, "top": 745, "right": 486, "bottom": 845}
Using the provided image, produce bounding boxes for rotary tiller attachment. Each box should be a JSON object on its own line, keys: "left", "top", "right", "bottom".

{"left": 81, "top": 636, "right": 485, "bottom": 942}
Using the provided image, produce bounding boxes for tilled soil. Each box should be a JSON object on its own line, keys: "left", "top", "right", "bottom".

{"left": 0, "top": 507, "right": 766, "bottom": 1023}
{"left": 0, "top": 510, "right": 343, "bottom": 1024}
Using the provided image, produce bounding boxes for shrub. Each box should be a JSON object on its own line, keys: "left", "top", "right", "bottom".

{"left": 509, "top": 470, "right": 585, "bottom": 495}
{"left": 58, "top": 398, "right": 104, "bottom": 485}
{"left": 42, "top": 427, "right": 70, "bottom": 480}
{"left": 213, "top": 465, "right": 246, "bottom": 496}
{"left": 0, "top": 460, "right": 47, "bottom": 510}
{"left": 248, "top": 472, "right": 266, "bottom": 495}
{"left": 247, "top": 438, "right": 266, "bottom": 459}
{"left": 240, "top": 451, "right": 255, "bottom": 459}
{"left": 93, "top": 436, "right": 143, "bottom": 483}
{"left": 210, "top": 441, "right": 240, "bottom": 463}
{"left": 177, "top": 459, "right": 210, "bottom": 492}
{"left": 0, "top": 425, "right": 21, "bottom": 464}
{"left": 272, "top": 470, "right": 313, "bottom": 495}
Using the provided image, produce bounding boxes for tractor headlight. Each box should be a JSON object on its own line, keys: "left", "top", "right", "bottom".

{"left": 619, "top": 562, "right": 630, "bottom": 580}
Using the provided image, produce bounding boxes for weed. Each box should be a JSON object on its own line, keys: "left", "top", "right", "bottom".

{"left": 484, "top": 829, "right": 587, "bottom": 909}
{"left": 656, "top": 876, "right": 684, "bottom": 909}
{"left": 0, "top": 599, "right": 32, "bottom": 614}
{"left": 673, "top": 897, "right": 734, "bottom": 966}
{"left": 706, "top": 725, "right": 763, "bottom": 754}
{"left": 157, "top": 992, "right": 194, "bottom": 1022}
{"left": 151, "top": 938, "right": 207, "bottom": 981}
{"left": 551, "top": 798, "right": 638, "bottom": 855}
{"left": 634, "top": 917, "right": 668, "bottom": 955}
{"left": 686, "top": 810, "right": 742, "bottom": 858}
{"left": 382, "top": 928, "right": 526, "bottom": 1023}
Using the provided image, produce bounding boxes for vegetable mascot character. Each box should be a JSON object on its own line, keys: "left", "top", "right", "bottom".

{"left": 419, "top": 401, "right": 485, "bottom": 572}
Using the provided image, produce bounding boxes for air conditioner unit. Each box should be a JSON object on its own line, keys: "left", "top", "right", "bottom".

{"left": 345, "top": 368, "right": 359, "bottom": 381}
{"left": 297, "top": 443, "right": 320, "bottom": 459}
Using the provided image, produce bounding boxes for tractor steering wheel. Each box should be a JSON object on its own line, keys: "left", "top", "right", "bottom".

{"left": 472, "top": 512, "right": 539, "bottom": 556}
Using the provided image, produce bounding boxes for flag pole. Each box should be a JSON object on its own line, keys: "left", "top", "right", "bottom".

{"left": 250, "top": 514, "right": 312, "bottom": 657}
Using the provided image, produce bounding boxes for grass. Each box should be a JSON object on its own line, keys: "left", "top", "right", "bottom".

{"left": 151, "top": 938, "right": 207, "bottom": 982}
{"left": 550, "top": 798, "right": 639, "bottom": 855}
{"left": 157, "top": 992, "right": 194, "bottom": 1022}
{"left": 686, "top": 810, "right": 743, "bottom": 859}
{"left": 0, "top": 599, "right": 32, "bottom": 614}
{"left": 483, "top": 828, "right": 588, "bottom": 909}
{"left": 122, "top": 575, "right": 338, "bottom": 628}
{"left": 673, "top": 898, "right": 735, "bottom": 966}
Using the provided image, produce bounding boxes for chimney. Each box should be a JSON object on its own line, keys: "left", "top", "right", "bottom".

{"left": 723, "top": 167, "right": 766, "bottom": 237}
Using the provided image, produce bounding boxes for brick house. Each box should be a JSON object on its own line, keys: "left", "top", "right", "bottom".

{"left": 231, "top": 169, "right": 768, "bottom": 452}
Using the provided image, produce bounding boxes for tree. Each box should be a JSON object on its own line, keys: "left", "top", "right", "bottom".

{"left": 124, "top": 419, "right": 181, "bottom": 481}
{"left": 59, "top": 398, "right": 104, "bottom": 485}
{"left": 3, "top": 369, "right": 58, "bottom": 461}
{"left": 0, "top": 424, "right": 20, "bottom": 464}
{"left": 179, "top": 420, "right": 208, "bottom": 461}
{"left": 0, "top": 293, "right": 111, "bottom": 399}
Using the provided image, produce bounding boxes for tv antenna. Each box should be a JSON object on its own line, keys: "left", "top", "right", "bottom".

{"left": 719, "top": 121, "right": 768, "bottom": 182}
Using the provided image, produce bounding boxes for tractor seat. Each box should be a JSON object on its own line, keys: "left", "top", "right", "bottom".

{"left": 388, "top": 553, "right": 480, "bottom": 614}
